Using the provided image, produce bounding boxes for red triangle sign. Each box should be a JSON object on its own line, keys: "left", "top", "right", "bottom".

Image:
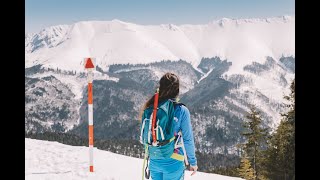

{"left": 85, "top": 58, "right": 95, "bottom": 69}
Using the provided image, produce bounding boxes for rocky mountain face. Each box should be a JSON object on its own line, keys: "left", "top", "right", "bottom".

{"left": 25, "top": 56, "right": 294, "bottom": 155}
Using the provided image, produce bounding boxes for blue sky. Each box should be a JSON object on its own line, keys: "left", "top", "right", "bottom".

{"left": 26, "top": 0, "right": 295, "bottom": 33}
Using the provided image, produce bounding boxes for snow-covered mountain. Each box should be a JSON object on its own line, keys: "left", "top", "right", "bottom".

{"left": 25, "top": 16, "right": 295, "bottom": 155}
{"left": 25, "top": 16, "right": 294, "bottom": 75}
{"left": 25, "top": 138, "right": 244, "bottom": 180}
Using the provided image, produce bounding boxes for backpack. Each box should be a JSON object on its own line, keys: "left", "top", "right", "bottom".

{"left": 140, "top": 96, "right": 187, "bottom": 179}
{"left": 140, "top": 99, "right": 184, "bottom": 159}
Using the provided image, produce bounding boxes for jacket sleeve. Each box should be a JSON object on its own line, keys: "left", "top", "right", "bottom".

{"left": 180, "top": 106, "right": 197, "bottom": 166}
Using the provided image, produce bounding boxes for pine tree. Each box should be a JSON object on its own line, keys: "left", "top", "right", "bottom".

{"left": 237, "top": 156, "right": 256, "bottom": 180}
{"left": 265, "top": 79, "right": 295, "bottom": 180}
{"left": 242, "top": 105, "right": 269, "bottom": 180}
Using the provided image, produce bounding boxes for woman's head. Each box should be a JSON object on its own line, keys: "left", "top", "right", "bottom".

{"left": 142, "top": 72, "right": 180, "bottom": 111}
{"left": 158, "top": 72, "right": 180, "bottom": 100}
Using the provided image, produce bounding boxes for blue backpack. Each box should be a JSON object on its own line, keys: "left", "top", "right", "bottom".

{"left": 140, "top": 99, "right": 178, "bottom": 159}
{"left": 140, "top": 98, "right": 187, "bottom": 179}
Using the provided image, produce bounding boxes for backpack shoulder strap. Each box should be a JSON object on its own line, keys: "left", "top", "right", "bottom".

{"left": 169, "top": 99, "right": 186, "bottom": 108}
{"left": 173, "top": 102, "right": 186, "bottom": 107}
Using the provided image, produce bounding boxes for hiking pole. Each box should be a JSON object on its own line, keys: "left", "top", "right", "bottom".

{"left": 142, "top": 145, "right": 149, "bottom": 180}
{"left": 85, "top": 58, "right": 95, "bottom": 172}
{"left": 180, "top": 132, "right": 189, "bottom": 166}
{"left": 176, "top": 131, "right": 189, "bottom": 166}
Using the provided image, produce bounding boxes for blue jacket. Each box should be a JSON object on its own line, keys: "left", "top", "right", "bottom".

{"left": 148, "top": 101, "right": 197, "bottom": 179}
{"left": 172, "top": 103, "right": 197, "bottom": 166}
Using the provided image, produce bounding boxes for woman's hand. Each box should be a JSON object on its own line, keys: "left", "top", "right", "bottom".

{"left": 190, "top": 165, "right": 198, "bottom": 176}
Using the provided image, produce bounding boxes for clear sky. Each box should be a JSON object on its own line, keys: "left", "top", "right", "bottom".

{"left": 26, "top": 0, "right": 295, "bottom": 33}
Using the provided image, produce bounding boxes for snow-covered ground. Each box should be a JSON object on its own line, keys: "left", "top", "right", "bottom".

{"left": 25, "top": 138, "right": 244, "bottom": 180}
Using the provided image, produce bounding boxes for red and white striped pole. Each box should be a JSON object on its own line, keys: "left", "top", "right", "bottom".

{"left": 85, "top": 58, "right": 95, "bottom": 172}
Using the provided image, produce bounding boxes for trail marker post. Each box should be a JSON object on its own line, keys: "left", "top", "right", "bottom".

{"left": 85, "top": 58, "right": 95, "bottom": 172}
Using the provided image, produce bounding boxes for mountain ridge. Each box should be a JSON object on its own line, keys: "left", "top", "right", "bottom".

{"left": 25, "top": 16, "right": 294, "bottom": 75}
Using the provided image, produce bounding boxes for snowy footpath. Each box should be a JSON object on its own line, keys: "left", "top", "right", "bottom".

{"left": 25, "top": 138, "right": 243, "bottom": 180}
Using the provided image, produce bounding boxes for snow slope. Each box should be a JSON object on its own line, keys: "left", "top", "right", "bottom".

{"left": 25, "top": 138, "right": 244, "bottom": 180}
{"left": 25, "top": 16, "right": 294, "bottom": 75}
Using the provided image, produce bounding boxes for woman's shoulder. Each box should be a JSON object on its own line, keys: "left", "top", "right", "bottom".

{"left": 179, "top": 104, "right": 189, "bottom": 111}
{"left": 174, "top": 104, "right": 190, "bottom": 124}
{"left": 174, "top": 102, "right": 189, "bottom": 114}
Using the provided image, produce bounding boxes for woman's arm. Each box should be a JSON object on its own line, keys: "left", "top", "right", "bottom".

{"left": 180, "top": 106, "right": 197, "bottom": 166}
